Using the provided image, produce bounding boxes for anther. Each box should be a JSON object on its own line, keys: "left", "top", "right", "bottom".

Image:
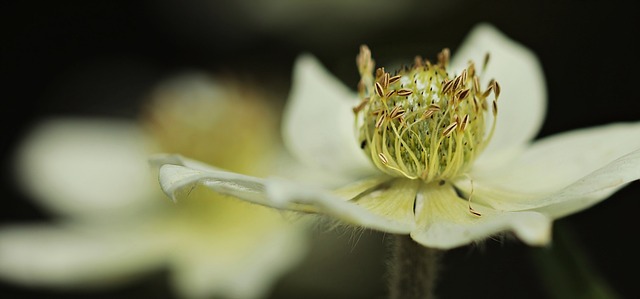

{"left": 442, "top": 80, "right": 454, "bottom": 94}
{"left": 482, "top": 52, "right": 490, "bottom": 71}
{"left": 353, "top": 97, "right": 369, "bottom": 113}
{"left": 482, "top": 85, "right": 493, "bottom": 98}
{"left": 456, "top": 89, "right": 470, "bottom": 101}
{"left": 385, "top": 90, "right": 396, "bottom": 98}
{"left": 380, "top": 73, "right": 390, "bottom": 89}
{"left": 464, "top": 174, "right": 482, "bottom": 217}
{"left": 460, "top": 114, "right": 469, "bottom": 131}
{"left": 472, "top": 77, "right": 480, "bottom": 94}
{"left": 414, "top": 55, "right": 424, "bottom": 67}
{"left": 389, "top": 75, "right": 402, "bottom": 84}
{"left": 378, "top": 153, "right": 389, "bottom": 164}
{"left": 442, "top": 123, "right": 458, "bottom": 137}
{"left": 375, "top": 113, "right": 385, "bottom": 128}
{"left": 375, "top": 82, "right": 384, "bottom": 97}
{"left": 493, "top": 81, "right": 501, "bottom": 99}
{"left": 396, "top": 89, "right": 413, "bottom": 97}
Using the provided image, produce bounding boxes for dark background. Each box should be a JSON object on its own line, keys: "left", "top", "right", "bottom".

{"left": 2, "top": 1, "right": 638, "bottom": 298}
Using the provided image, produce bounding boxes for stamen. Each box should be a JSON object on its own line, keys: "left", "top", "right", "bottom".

{"left": 482, "top": 52, "right": 490, "bottom": 71}
{"left": 389, "top": 75, "right": 402, "bottom": 84}
{"left": 382, "top": 73, "right": 390, "bottom": 89}
{"left": 375, "top": 82, "right": 384, "bottom": 97}
{"left": 455, "top": 89, "right": 470, "bottom": 101}
{"left": 459, "top": 114, "right": 469, "bottom": 131}
{"left": 472, "top": 77, "right": 480, "bottom": 95}
{"left": 378, "top": 153, "right": 389, "bottom": 164}
{"left": 355, "top": 45, "right": 499, "bottom": 183}
{"left": 352, "top": 97, "right": 369, "bottom": 113}
{"left": 464, "top": 174, "right": 482, "bottom": 217}
{"left": 396, "top": 89, "right": 413, "bottom": 97}
{"left": 442, "top": 123, "right": 457, "bottom": 137}
{"left": 493, "top": 81, "right": 501, "bottom": 99}
{"left": 385, "top": 90, "right": 396, "bottom": 98}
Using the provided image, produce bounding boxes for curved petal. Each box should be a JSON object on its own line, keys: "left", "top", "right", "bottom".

{"left": 451, "top": 23, "right": 547, "bottom": 170}
{"left": 282, "top": 54, "right": 376, "bottom": 180}
{"left": 335, "top": 178, "right": 419, "bottom": 230}
{"left": 462, "top": 122, "right": 640, "bottom": 214}
{"left": 0, "top": 223, "right": 169, "bottom": 287}
{"left": 532, "top": 148, "right": 640, "bottom": 218}
{"left": 270, "top": 146, "right": 356, "bottom": 188}
{"left": 473, "top": 122, "right": 640, "bottom": 192}
{"left": 266, "top": 178, "right": 414, "bottom": 234}
{"left": 157, "top": 159, "right": 271, "bottom": 207}
{"left": 155, "top": 155, "right": 413, "bottom": 234}
{"left": 14, "top": 118, "right": 159, "bottom": 218}
{"left": 410, "top": 183, "right": 551, "bottom": 249}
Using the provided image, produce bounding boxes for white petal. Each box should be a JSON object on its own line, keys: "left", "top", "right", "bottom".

{"left": 336, "top": 178, "right": 419, "bottom": 230}
{"left": 0, "top": 223, "right": 169, "bottom": 287}
{"left": 266, "top": 178, "right": 414, "bottom": 233}
{"left": 266, "top": 147, "right": 352, "bottom": 188}
{"left": 14, "top": 118, "right": 159, "bottom": 218}
{"left": 170, "top": 225, "right": 308, "bottom": 299}
{"left": 473, "top": 122, "right": 640, "bottom": 192}
{"left": 158, "top": 161, "right": 271, "bottom": 206}
{"left": 154, "top": 159, "right": 312, "bottom": 299}
{"left": 282, "top": 54, "right": 376, "bottom": 179}
{"left": 534, "top": 148, "right": 640, "bottom": 218}
{"left": 156, "top": 156, "right": 413, "bottom": 234}
{"left": 451, "top": 23, "right": 547, "bottom": 170}
{"left": 464, "top": 122, "right": 640, "bottom": 214}
{"left": 410, "top": 183, "right": 551, "bottom": 249}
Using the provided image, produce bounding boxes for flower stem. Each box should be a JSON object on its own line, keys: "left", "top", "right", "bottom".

{"left": 388, "top": 234, "right": 442, "bottom": 299}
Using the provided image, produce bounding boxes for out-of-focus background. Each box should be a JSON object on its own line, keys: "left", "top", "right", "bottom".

{"left": 2, "top": 1, "right": 638, "bottom": 298}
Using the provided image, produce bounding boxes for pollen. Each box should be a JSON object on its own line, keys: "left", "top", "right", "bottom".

{"left": 354, "top": 45, "right": 499, "bottom": 183}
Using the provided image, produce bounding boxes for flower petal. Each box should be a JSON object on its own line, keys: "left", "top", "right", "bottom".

{"left": 0, "top": 223, "right": 169, "bottom": 287}
{"left": 464, "top": 122, "right": 640, "bottom": 215}
{"left": 159, "top": 164, "right": 270, "bottom": 206}
{"left": 14, "top": 118, "right": 159, "bottom": 218}
{"left": 533, "top": 148, "right": 640, "bottom": 218}
{"left": 451, "top": 23, "right": 547, "bottom": 170}
{"left": 266, "top": 178, "right": 414, "bottom": 233}
{"left": 155, "top": 155, "right": 413, "bottom": 233}
{"left": 282, "top": 54, "right": 376, "bottom": 179}
{"left": 170, "top": 225, "right": 308, "bottom": 299}
{"left": 336, "top": 178, "right": 419, "bottom": 230}
{"left": 410, "top": 183, "right": 551, "bottom": 249}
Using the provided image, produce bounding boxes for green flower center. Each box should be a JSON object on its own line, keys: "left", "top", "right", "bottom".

{"left": 354, "top": 46, "right": 499, "bottom": 183}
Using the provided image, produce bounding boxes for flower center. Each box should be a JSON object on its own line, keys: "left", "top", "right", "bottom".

{"left": 354, "top": 45, "right": 499, "bottom": 183}
{"left": 142, "top": 73, "right": 278, "bottom": 174}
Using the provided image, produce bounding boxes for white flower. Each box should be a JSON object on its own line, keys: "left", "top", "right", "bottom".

{"left": 154, "top": 24, "right": 640, "bottom": 250}
{"left": 0, "top": 74, "right": 309, "bottom": 299}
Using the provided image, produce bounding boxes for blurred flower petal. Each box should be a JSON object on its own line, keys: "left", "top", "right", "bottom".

{"left": 14, "top": 118, "right": 159, "bottom": 218}
{"left": 0, "top": 223, "right": 169, "bottom": 287}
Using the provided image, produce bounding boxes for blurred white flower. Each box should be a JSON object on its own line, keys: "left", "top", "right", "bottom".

{"left": 0, "top": 73, "right": 310, "bottom": 299}
{"left": 154, "top": 23, "right": 640, "bottom": 250}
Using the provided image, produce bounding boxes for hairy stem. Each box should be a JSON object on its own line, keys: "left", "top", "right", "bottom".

{"left": 388, "top": 235, "right": 442, "bottom": 299}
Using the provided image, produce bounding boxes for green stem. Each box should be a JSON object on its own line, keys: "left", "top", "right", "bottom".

{"left": 388, "top": 234, "right": 442, "bottom": 299}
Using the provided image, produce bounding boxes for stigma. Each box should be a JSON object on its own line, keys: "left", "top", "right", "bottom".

{"left": 354, "top": 45, "right": 499, "bottom": 183}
